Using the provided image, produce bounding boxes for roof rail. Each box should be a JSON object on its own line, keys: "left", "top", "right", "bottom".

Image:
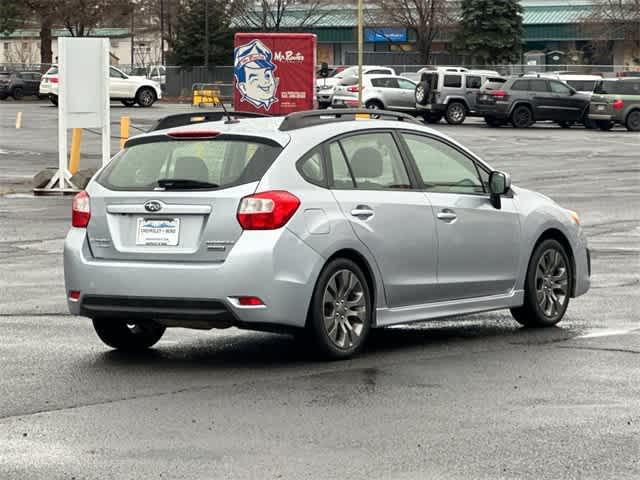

{"left": 278, "top": 108, "right": 421, "bottom": 132}
{"left": 149, "top": 111, "right": 268, "bottom": 132}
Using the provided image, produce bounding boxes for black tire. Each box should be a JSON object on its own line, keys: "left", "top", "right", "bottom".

{"left": 365, "top": 99, "right": 384, "bottom": 110}
{"left": 445, "top": 101, "right": 467, "bottom": 125}
{"left": 422, "top": 112, "right": 442, "bottom": 124}
{"left": 49, "top": 95, "right": 58, "bottom": 106}
{"left": 484, "top": 116, "right": 505, "bottom": 127}
{"left": 596, "top": 120, "right": 613, "bottom": 131}
{"left": 511, "top": 105, "right": 534, "bottom": 128}
{"left": 135, "top": 87, "right": 156, "bottom": 107}
{"left": 415, "top": 82, "right": 429, "bottom": 105}
{"left": 625, "top": 110, "right": 640, "bottom": 132}
{"left": 0, "top": 94, "right": 7, "bottom": 100}
{"left": 306, "top": 258, "right": 372, "bottom": 360}
{"left": 93, "top": 318, "right": 166, "bottom": 351}
{"left": 511, "top": 239, "right": 572, "bottom": 328}
{"left": 12, "top": 87, "right": 23, "bottom": 100}
{"left": 121, "top": 99, "right": 136, "bottom": 107}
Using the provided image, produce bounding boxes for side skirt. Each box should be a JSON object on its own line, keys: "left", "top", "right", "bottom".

{"left": 375, "top": 289, "right": 524, "bottom": 327}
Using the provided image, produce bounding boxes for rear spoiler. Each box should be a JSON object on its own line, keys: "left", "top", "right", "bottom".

{"left": 149, "top": 111, "right": 268, "bottom": 132}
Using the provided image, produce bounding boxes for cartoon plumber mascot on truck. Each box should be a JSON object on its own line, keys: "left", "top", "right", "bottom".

{"left": 233, "top": 39, "right": 279, "bottom": 111}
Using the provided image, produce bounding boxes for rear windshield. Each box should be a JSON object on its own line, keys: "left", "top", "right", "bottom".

{"left": 97, "top": 138, "right": 282, "bottom": 191}
{"left": 338, "top": 76, "right": 359, "bottom": 86}
{"left": 46, "top": 66, "right": 58, "bottom": 75}
{"left": 566, "top": 80, "right": 597, "bottom": 92}
{"left": 594, "top": 80, "right": 640, "bottom": 95}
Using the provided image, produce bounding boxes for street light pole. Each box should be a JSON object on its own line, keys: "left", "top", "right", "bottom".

{"left": 160, "top": 0, "right": 165, "bottom": 65}
{"left": 204, "top": 0, "right": 209, "bottom": 68}
{"left": 357, "top": 0, "right": 363, "bottom": 107}
{"left": 131, "top": 12, "right": 135, "bottom": 66}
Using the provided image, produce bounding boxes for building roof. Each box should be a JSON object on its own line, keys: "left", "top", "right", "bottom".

{"left": 1, "top": 28, "right": 130, "bottom": 39}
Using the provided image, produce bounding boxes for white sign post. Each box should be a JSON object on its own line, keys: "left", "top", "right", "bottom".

{"left": 39, "top": 37, "right": 110, "bottom": 193}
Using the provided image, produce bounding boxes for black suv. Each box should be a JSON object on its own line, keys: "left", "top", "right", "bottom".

{"left": 476, "top": 77, "right": 591, "bottom": 128}
{"left": 0, "top": 71, "right": 42, "bottom": 100}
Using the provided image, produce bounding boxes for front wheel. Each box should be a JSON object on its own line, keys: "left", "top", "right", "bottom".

{"left": 445, "top": 102, "right": 467, "bottom": 125}
{"left": 511, "top": 239, "right": 572, "bottom": 328}
{"left": 625, "top": 110, "right": 640, "bottom": 131}
{"left": 306, "top": 259, "right": 372, "bottom": 360}
{"left": 12, "top": 87, "right": 23, "bottom": 100}
{"left": 135, "top": 87, "right": 156, "bottom": 107}
{"left": 92, "top": 318, "right": 166, "bottom": 350}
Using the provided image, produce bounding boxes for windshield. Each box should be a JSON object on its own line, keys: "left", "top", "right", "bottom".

{"left": 97, "top": 138, "right": 282, "bottom": 191}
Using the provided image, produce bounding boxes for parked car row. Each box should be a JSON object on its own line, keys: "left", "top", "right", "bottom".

{"left": 0, "top": 71, "right": 42, "bottom": 100}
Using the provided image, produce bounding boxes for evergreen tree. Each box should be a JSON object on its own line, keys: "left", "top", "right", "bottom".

{"left": 454, "top": 0, "right": 524, "bottom": 65}
{"left": 171, "top": 0, "right": 233, "bottom": 66}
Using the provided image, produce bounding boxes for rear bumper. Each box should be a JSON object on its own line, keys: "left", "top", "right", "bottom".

{"left": 588, "top": 113, "right": 613, "bottom": 121}
{"left": 64, "top": 227, "right": 325, "bottom": 329}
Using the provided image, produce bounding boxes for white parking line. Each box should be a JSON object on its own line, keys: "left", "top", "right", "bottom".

{"left": 576, "top": 328, "right": 639, "bottom": 339}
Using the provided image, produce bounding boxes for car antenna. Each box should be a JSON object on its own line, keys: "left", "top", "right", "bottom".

{"left": 219, "top": 100, "right": 239, "bottom": 124}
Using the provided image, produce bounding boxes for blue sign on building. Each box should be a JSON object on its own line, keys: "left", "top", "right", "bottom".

{"left": 364, "top": 28, "right": 408, "bottom": 43}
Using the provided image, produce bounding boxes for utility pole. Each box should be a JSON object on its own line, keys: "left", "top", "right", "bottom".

{"left": 160, "top": 0, "right": 165, "bottom": 65}
{"left": 131, "top": 12, "right": 135, "bottom": 66}
{"left": 357, "top": 0, "right": 363, "bottom": 107}
{"left": 204, "top": 0, "right": 209, "bottom": 68}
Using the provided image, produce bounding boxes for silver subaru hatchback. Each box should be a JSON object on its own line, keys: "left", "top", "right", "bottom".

{"left": 64, "top": 109, "right": 590, "bottom": 359}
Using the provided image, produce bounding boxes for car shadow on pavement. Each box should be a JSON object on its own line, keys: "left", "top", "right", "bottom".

{"left": 93, "top": 319, "right": 575, "bottom": 371}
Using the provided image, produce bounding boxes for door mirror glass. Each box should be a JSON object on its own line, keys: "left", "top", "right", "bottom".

{"left": 319, "top": 62, "right": 329, "bottom": 78}
{"left": 489, "top": 171, "right": 510, "bottom": 195}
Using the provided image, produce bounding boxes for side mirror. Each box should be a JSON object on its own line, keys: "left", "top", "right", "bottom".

{"left": 488, "top": 171, "right": 511, "bottom": 209}
{"left": 319, "top": 62, "right": 329, "bottom": 78}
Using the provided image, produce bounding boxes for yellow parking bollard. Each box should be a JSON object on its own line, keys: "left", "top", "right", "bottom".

{"left": 68, "top": 128, "right": 83, "bottom": 174}
{"left": 120, "top": 116, "right": 130, "bottom": 149}
{"left": 15, "top": 111, "right": 22, "bottom": 129}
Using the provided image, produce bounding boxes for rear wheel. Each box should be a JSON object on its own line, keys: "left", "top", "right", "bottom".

{"left": 92, "top": 318, "right": 166, "bottom": 350}
{"left": 135, "top": 87, "right": 156, "bottom": 107}
{"left": 511, "top": 105, "right": 534, "bottom": 128}
{"left": 445, "top": 102, "right": 467, "bottom": 125}
{"left": 511, "top": 239, "right": 572, "bottom": 328}
{"left": 625, "top": 110, "right": 640, "bottom": 131}
{"left": 12, "top": 87, "right": 23, "bottom": 100}
{"left": 306, "top": 258, "right": 372, "bottom": 360}
{"left": 596, "top": 120, "right": 613, "bottom": 131}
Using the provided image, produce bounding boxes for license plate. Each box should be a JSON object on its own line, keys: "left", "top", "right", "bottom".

{"left": 597, "top": 105, "right": 605, "bottom": 111}
{"left": 136, "top": 217, "right": 180, "bottom": 246}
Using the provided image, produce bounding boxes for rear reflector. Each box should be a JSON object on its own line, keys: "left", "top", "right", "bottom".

{"left": 166, "top": 130, "right": 221, "bottom": 138}
{"left": 491, "top": 90, "right": 507, "bottom": 98}
{"left": 71, "top": 191, "right": 91, "bottom": 228}
{"left": 237, "top": 296, "right": 264, "bottom": 306}
{"left": 68, "top": 290, "right": 81, "bottom": 302}
{"left": 237, "top": 190, "right": 300, "bottom": 230}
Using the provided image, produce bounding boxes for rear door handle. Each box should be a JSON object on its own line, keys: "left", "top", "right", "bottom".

{"left": 350, "top": 205, "right": 374, "bottom": 220}
{"left": 437, "top": 210, "right": 457, "bottom": 222}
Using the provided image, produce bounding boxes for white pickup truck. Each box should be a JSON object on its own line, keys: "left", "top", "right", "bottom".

{"left": 40, "top": 65, "right": 162, "bottom": 107}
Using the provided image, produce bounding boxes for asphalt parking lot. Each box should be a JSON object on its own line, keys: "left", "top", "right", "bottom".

{"left": 1, "top": 101, "right": 639, "bottom": 479}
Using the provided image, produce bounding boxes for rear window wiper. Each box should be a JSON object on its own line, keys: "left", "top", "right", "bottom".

{"left": 156, "top": 179, "right": 219, "bottom": 190}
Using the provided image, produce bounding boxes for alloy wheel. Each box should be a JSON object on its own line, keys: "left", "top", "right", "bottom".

{"left": 534, "top": 249, "right": 569, "bottom": 319}
{"left": 322, "top": 269, "right": 367, "bottom": 349}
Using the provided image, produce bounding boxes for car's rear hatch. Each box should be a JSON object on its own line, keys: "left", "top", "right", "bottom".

{"left": 86, "top": 130, "right": 285, "bottom": 263}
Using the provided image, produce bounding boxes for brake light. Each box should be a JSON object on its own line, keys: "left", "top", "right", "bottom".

{"left": 71, "top": 191, "right": 91, "bottom": 228}
{"left": 237, "top": 191, "right": 300, "bottom": 230}
{"left": 491, "top": 90, "right": 507, "bottom": 98}
{"left": 50, "top": 76, "right": 58, "bottom": 83}
{"left": 166, "top": 130, "right": 221, "bottom": 138}
{"left": 613, "top": 99, "right": 624, "bottom": 110}
{"left": 347, "top": 85, "right": 361, "bottom": 93}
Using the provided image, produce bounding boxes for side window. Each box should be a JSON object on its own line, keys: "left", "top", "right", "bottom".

{"left": 371, "top": 78, "right": 396, "bottom": 88}
{"left": 298, "top": 148, "right": 325, "bottom": 185}
{"left": 401, "top": 133, "right": 484, "bottom": 194}
{"left": 397, "top": 78, "right": 416, "bottom": 90}
{"left": 328, "top": 142, "right": 355, "bottom": 189}
{"left": 511, "top": 80, "right": 529, "bottom": 91}
{"left": 466, "top": 76, "right": 482, "bottom": 89}
{"left": 529, "top": 79, "right": 550, "bottom": 92}
{"left": 549, "top": 81, "right": 571, "bottom": 94}
{"left": 367, "top": 69, "right": 392, "bottom": 75}
{"left": 109, "top": 67, "right": 126, "bottom": 79}
{"left": 443, "top": 75, "right": 462, "bottom": 88}
{"left": 339, "top": 133, "right": 411, "bottom": 190}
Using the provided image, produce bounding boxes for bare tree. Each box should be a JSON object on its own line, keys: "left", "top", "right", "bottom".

{"left": 369, "top": 0, "right": 452, "bottom": 64}
{"left": 581, "top": 0, "right": 640, "bottom": 64}
{"left": 54, "top": 0, "right": 133, "bottom": 37}
{"left": 233, "top": 0, "right": 328, "bottom": 31}
{"left": 6, "top": 40, "right": 38, "bottom": 64}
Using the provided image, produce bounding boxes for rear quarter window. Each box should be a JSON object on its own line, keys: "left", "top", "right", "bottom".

{"left": 97, "top": 138, "right": 282, "bottom": 191}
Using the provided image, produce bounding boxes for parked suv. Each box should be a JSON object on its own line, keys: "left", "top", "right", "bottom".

{"left": 64, "top": 109, "right": 590, "bottom": 359}
{"left": 0, "top": 71, "right": 41, "bottom": 100}
{"left": 415, "top": 68, "right": 504, "bottom": 124}
{"left": 588, "top": 79, "right": 640, "bottom": 131}
{"left": 332, "top": 75, "right": 417, "bottom": 112}
{"left": 476, "top": 77, "right": 590, "bottom": 128}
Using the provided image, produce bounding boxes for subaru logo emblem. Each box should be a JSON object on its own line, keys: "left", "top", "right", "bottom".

{"left": 144, "top": 201, "right": 162, "bottom": 212}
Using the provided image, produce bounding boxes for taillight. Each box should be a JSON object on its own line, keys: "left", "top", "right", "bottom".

{"left": 50, "top": 77, "right": 58, "bottom": 83}
{"left": 347, "top": 86, "right": 361, "bottom": 93}
{"left": 237, "top": 191, "right": 300, "bottom": 230}
{"left": 71, "top": 191, "right": 91, "bottom": 227}
{"left": 491, "top": 90, "right": 507, "bottom": 98}
{"left": 613, "top": 99, "right": 624, "bottom": 110}
{"left": 166, "top": 129, "right": 220, "bottom": 138}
